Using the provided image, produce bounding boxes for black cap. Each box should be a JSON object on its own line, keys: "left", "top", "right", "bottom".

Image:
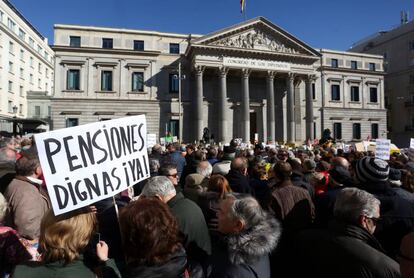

{"left": 329, "top": 165, "right": 351, "bottom": 184}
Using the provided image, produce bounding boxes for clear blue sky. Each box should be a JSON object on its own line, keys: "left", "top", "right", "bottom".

{"left": 9, "top": 0, "right": 414, "bottom": 50}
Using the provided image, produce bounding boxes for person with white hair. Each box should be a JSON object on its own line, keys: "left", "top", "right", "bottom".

{"left": 184, "top": 161, "right": 212, "bottom": 202}
{"left": 141, "top": 176, "right": 211, "bottom": 263}
{"left": 210, "top": 194, "right": 281, "bottom": 278}
{"left": 292, "top": 188, "right": 400, "bottom": 278}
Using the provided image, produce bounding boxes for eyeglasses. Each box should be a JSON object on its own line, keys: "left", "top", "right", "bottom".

{"left": 367, "top": 216, "right": 381, "bottom": 225}
{"left": 168, "top": 173, "right": 178, "bottom": 178}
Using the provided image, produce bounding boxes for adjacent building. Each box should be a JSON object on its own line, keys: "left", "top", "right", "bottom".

{"left": 52, "top": 17, "right": 386, "bottom": 143}
{"left": 350, "top": 17, "right": 414, "bottom": 146}
{"left": 0, "top": 0, "right": 54, "bottom": 133}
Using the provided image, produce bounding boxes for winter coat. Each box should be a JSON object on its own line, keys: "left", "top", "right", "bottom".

{"left": 226, "top": 170, "right": 252, "bottom": 194}
{"left": 168, "top": 192, "right": 212, "bottom": 258}
{"left": 12, "top": 256, "right": 121, "bottom": 278}
{"left": 125, "top": 248, "right": 187, "bottom": 278}
{"left": 291, "top": 221, "right": 401, "bottom": 278}
{"left": 361, "top": 181, "right": 414, "bottom": 258}
{"left": 248, "top": 177, "right": 271, "bottom": 208}
{"left": 4, "top": 176, "right": 50, "bottom": 240}
{"left": 209, "top": 215, "right": 281, "bottom": 278}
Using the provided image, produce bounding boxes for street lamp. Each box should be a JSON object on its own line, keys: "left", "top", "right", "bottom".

{"left": 174, "top": 61, "right": 186, "bottom": 143}
{"left": 12, "top": 105, "right": 18, "bottom": 136}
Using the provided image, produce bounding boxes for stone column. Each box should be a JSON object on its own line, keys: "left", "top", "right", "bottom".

{"left": 195, "top": 65, "right": 205, "bottom": 142}
{"left": 218, "top": 67, "right": 229, "bottom": 143}
{"left": 266, "top": 71, "right": 276, "bottom": 143}
{"left": 241, "top": 69, "right": 251, "bottom": 143}
{"left": 305, "top": 75, "right": 315, "bottom": 140}
{"left": 286, "top": 73, "right": 295, "bottom": 143}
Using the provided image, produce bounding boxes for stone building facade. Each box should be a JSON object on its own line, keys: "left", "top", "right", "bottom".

{"left": 350, "top": 19, "right": 414, "bottom": 146}
{"left": 0, "top": 0, "right": 54, "bottom": 132}
{"left": 52, "top": 17, "right": 386, "bottom": 143}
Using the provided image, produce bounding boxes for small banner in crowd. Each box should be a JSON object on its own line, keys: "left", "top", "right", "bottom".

{"left": 35, "top": 115, "right": 150, "bottom": 215}
{"left": 410, "top": 138, "right": 414, "bottom": 149}
{"left": 147, "top": 134, "right": 157, "bottom": 148}
{"left": 375, "top": 139, "right": 391, "bottom": 160}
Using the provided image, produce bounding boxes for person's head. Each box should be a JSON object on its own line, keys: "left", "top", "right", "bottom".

{"left": 355, "top": 157, "right": 389, "bottom": 184}
{"left": 208, "top": 174, "right": 231, "bottom": 199}
{"left": 196, "top": 161, "right": 213, "bottom": 178}
{"left": 334, "top": 188, "right": 381, "bottom": 234}
{"left": 273, "top": 161, "right": 292, "bottom": 181}
{"left": 158, "top": 163, "right": 178, "bottom": 186}
{"left": 151, "top": 144, "right": 162, "bottom": 155}
{"left": 193, "top": 150, "right": 206, "bottom": 162}
{"left": 331, "top": 156, "right": 350, "bottom": 170}
{"left": 230, "top": 157, "right": 248, "bottom": 176}
{"left": 277, "top": 149, "right": 288, "bottom": 162}
{"left": 149, "top": 159, "right": 160, "bottom": 174}
{"left": 0, "top": 193, "right": 7, "bottom": 223}
{"left": 251, "top": 163, "right": 267, "bottom": 180}
{"left": 208, "top": 148, "right": 218, "bottom": 159}
{"left": 329, "top": 165, "right": 351, "bottom": 186}
{"left": 120, "top": 198, "right": 181, "bottom": 267}
{"left": 15, "top": 149, "right": 42, "bottom": 177}
{"left": 0, "top": 138, "right": 16, "bottom": 161}
{"left": 303, "top": 159, "right": 316, "bottom": 172}
{"left": 186, "top": 144, "right": 195, "bottom": 155}
{"left": 217, "top": 194, "right": 266, "bottom": 235}
{"left": 39, "top": 208, "right": 96, "bottom": 264}
{"left": 141, "top": 176, "right": 176, "bottom": 203}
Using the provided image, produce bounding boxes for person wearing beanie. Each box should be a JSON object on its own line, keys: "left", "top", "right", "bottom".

{"left": 356, "top": 156, "right": 414, "bottom": 259}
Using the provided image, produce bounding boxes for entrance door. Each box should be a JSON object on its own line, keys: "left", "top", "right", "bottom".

{"left": 250, "top": 112, "right": 257, "bottom": 143}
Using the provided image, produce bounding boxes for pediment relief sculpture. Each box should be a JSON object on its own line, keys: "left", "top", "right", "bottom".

{"left": 210, "top": 29, "right": 299, "bottom": 54}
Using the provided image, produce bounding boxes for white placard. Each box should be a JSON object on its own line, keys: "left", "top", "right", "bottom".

{"left": 223, "top": 57, "right": 290, "bottom": 72}
{"left": 147, "top": 134, "right": 157, "bottom": 148}
{"left": 160, "top": 137, "right": 166, "bottom": 145}
{"left": 35, "top": 115, "right": 150, "bottom": 215}
{"left": 173, "top": 136, "right": 178, "bottom": 143}
{"left": 254, "top": 133, "right": 259, "bottom": 142}
{"left": 410, "top": 138, "right": 414, "bottom": 149}
{"left": 343, "top": 144, "right": 350, "bottom": 153}
{"left": 375, "top": 139, "right": 391, "bottom": 160}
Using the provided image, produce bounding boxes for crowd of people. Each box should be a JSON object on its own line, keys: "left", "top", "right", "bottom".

{"left": 1, "top": 135, "right": 414, "bottom": 277}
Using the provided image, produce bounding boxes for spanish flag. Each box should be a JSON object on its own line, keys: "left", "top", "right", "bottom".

{"left": 240, "top": 0, "right": 246, "bottom": 13}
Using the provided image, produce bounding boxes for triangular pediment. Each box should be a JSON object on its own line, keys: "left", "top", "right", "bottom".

{"left": 191, "top": 17, "right": 320, "bottom": 57}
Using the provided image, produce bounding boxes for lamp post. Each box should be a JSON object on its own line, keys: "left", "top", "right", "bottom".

{"left": 12, "top": 105, "right": 18, "bottom": 136}
{"left": 174, "top": 61, "right": 186, "bottom": 143}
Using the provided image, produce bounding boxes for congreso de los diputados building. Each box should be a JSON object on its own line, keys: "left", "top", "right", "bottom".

{"left": 51, "top": 17, "right": 386, "bottom": 144}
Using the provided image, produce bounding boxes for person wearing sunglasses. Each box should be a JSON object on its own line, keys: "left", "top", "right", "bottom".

{"left": 291, "top": 188, "right": 400, "bottom": 278}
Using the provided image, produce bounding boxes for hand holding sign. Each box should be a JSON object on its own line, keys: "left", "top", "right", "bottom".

{"left": 35, "top": 115, "right": 150, "bottom": 215}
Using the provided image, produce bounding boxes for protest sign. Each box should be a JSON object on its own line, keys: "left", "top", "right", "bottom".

{"left": 35, "top": 115, "right": 150, "bottom": 215}
{"left": 343, "top": 144, "right": 350, "bottom": 153}
{"left": 375, "top": 139, "right": 391, "bottom": 160}
{"left": 410, "top": 138, "right": 414, "bottom": 149}
{"left": 147, "top": 134, "right": 157, "bottom": 148}
{"left": 354, "top": 142, "right": 365, "bottom": 152}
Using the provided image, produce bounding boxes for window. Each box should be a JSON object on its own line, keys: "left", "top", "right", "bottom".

{"left": 101, "top": 71, "right": 113, "bottom": 91}
{"left": 45, "top": 82, "right": 48, "bottom": 91}
{"left": 0, "top": 10, "right": 3, "bottom": 22}
{"left": 38, "top": 78, "right": 41, "bottom": 88}
{"left": 369, "top": 63, "right": 376, "bottom": 71}
{"left": 410, "top": 41, "right": 414, "bottom": 50}
{"left": 45, "top": 52, "right": 49, "bottom": 60}
{"left": 350, "top": 86, "right": 360, "bottom": 102}
{"left": 169, "top": 73, "right": 179, "bottom": 93}
{"left": 7, "top": 19, "right": 16, "bottom": 31}
{"left": 29, "top": 74, "right": 33, "bottom": 84}
{"left": 20, "top": 68, "right": 23, "bottom": 78}
{"left": 30, "top": 57, "right": 34, "bottom": 67}
{"left": 67, "top": 69, "right": 80, "bottom": 90}
{"left": 38, "top": 63, "right": 42, "bottom": 73}
{"left": 331, "top": 84, "right": 340, "bottom": 101}
{"left": 8, "top": 62, "right": 13, "bottom": 73}
{"left": 8, "top": 81, "right": 13, "bottom": 92}
{"left": 351, "top": 60, "right": 358, "bottom": 70}
{"left": 34, "top": 106, "right": 40, "bottom": 117}
{"left": 169, "top": 43, "right": 180, "bottom": 54}
{"left": 9, "top": 41, "right": 14, "bottom": 53}
{"left": 19, "top": 104, "right": 23, "bottom": 115}
{"left": 169, "top": 120, "right": 179, "bottom": 137}
{"left": 66, "top": 118, "right": 79, "bottom": 127}
{"left": 29, "top": 38, "right": 34, "bottom": 48}
{"left": 371, "top": 123, "right": 379, "bottom": 139}
{"left": 8, "top": 101, "right": 13, "bottom": 113}
{"left": 19, "top": 86, "right": 23, "bottom": 97}
{"left": 370, "top": 87, "right": 378, "bottom": 103}
{"left": 48, "top": 106, "right": 51, "bottom": 117}
{"left": 133, "top": 40, "right": 144, "bottom": 51}
{"left": 312, "top": 83, "right": 316, "bottom": 99}
{"left": 102, "top": 38, "right": 113, "bottom": 49}
{"left": 132, "top": 72, "right": 144, "bottom": 92}
{"left": 46, "top": 68, "right": 49, "bottom": 77}
{"left": 37, "top": 45, "right": 42, "bottom": 54}
{"left": 18, "top": 28, "right": 25, "bottom": 40}
{"left": 333, "top": 123, "right": 342, "bottom": 140}
{"left": 70, "top": 36, "right": 81, "bottom": 47}
{"left": 20, "top": 49, "right": 24, "bottom": 60}
{"left": 353, "top": 123, "right": 361, "bottom": 139}
{"left": 331, "top": 58, "right": 338, "bottom": 68}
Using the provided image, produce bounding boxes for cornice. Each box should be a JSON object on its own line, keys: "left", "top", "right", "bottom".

{"left": 52, "top": 46, "right": 161, "bottom": 57}
{"left": 319, "top": 66, "right": 385, "bottom": 76}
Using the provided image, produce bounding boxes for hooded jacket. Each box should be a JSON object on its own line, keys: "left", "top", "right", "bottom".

{"left": 209, "top": 216, "right": 281, "bottom": 278}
